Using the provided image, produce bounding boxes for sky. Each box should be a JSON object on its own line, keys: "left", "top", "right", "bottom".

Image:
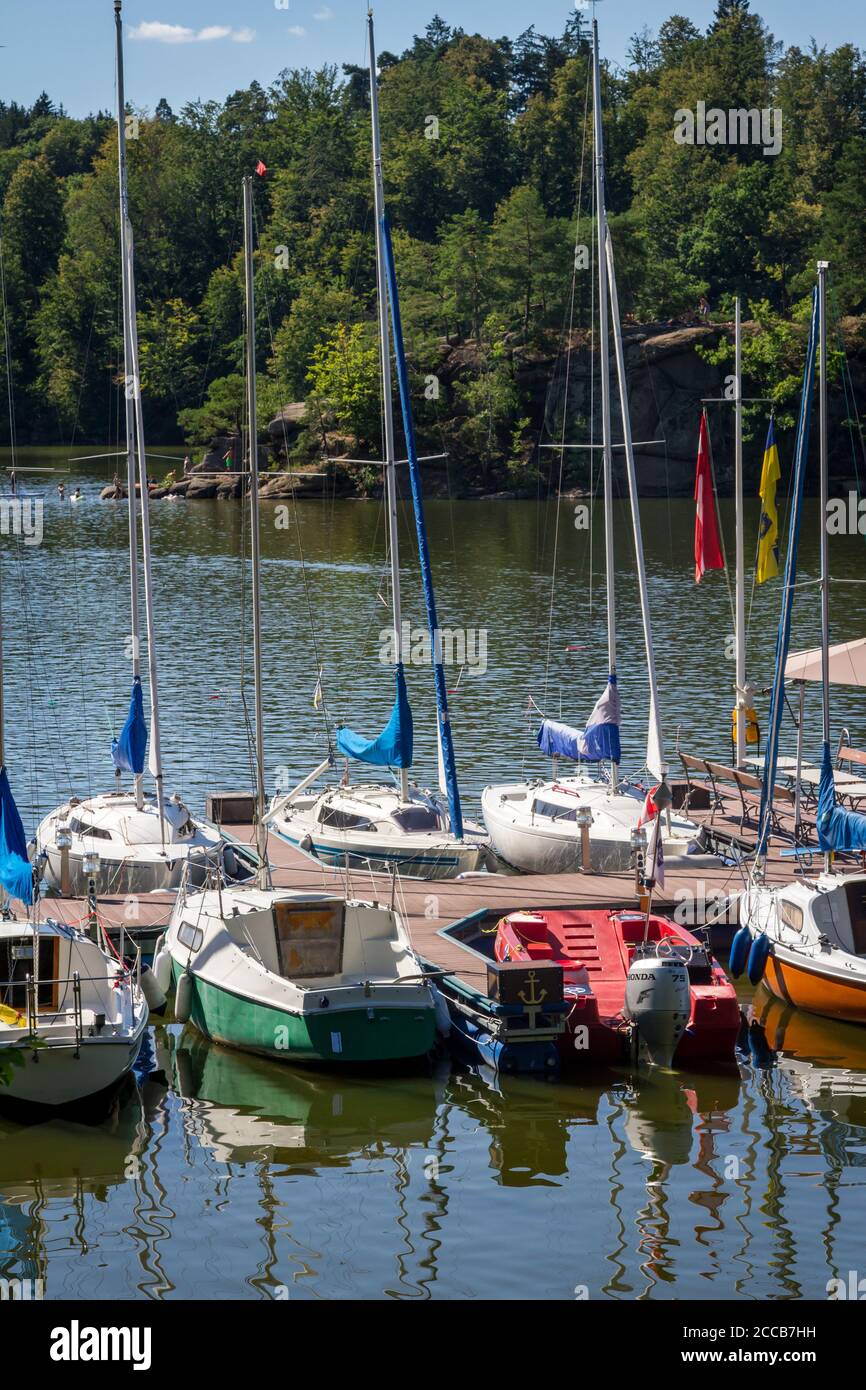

{"left": 1, "top": 0, "right": 863, "bottom": 117}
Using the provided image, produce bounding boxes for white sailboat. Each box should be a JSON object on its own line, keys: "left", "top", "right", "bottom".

{"left": 482, "top": 21, "right": 712, "bottom": 875}
{"left": 35, "top": 1, "right": 252, "bottom": 902}
{"left": 738, "top": 262, "right": 866, "bottom": 1021}
{"left": 265, "top": 18, "right": 488, "bottom": 881}
{"left": 160, "top": 149, "right": 437, "bottom": 1068}
{"left": 0, "top": 573, "right": 147, "bottom": 1109}
{"left": 0, "top": 915, "right": 148, "bottom": 1110}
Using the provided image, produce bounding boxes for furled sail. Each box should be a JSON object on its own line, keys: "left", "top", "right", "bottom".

{"left": 537, "top": 677, "right": 621, "bottom": 763}
{"left": 0, "top": 767, "right": 32, "bottom": 905}
{"left": 817, "top": 742, "right": 866, "bottom": 852}
{"left": 111, "top": 676, "right": 148, "bottom": 775}
{"left": 757, "top": 289, "right": 818, "bottom": 856}
{"left": 336, "top": 663, "right": 413, "bottom": 768}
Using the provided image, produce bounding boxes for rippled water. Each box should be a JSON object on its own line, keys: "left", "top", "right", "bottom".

{"left": 1, "top": 447, "right": 865, "bottom": 1300}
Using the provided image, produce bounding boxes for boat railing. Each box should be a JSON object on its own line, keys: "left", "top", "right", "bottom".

{"left": 1, "top": 969, "right": 130, "bottom": 1053}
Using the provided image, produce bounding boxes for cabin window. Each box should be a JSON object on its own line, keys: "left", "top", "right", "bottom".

{"left": 0, "top": 936, "right": 57, "bottom": 1013}
{"left": 391, "top": 806, "right": 441, "bottom": 832}
{"left": 778, "top": 900, "right": 804, "bottom": 933}
{"left": 177, "top": 922, "right": 204, "bottom": 953}
{"left": 274, "top": 901, "right": 345, "bottom": 979}
{"left": 318, "top": 806, "right": 376, "bottom": 832}
{"left": 69, "top": 818, "right": 112, "bottom": 841}
{"left": 533, "top": 798, "right": 576, "bottom": 822}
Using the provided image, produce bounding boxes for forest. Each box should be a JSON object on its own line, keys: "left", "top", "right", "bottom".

{"left": 0, "top": 1, "right": 863, "bottom": 492}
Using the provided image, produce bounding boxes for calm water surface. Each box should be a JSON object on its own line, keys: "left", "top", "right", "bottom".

{"left": 0, "top": 447, "right": 865, "bottom": 1300}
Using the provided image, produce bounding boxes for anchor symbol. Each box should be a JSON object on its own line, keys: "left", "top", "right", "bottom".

{"left": 518, "top": 970, "right": 547, "bottom": 1007}
{"left": 518, "top": 969, "right": 547, "bottom": 1029}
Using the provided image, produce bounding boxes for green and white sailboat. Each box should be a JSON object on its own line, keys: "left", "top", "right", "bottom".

{"left": 158, "top": 169, "right": 436, "bottom": 1067}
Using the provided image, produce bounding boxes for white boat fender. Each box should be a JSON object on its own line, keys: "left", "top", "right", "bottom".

{"left": 174, "top": 969, "right": 194, "bottom": 1024}
{"left": 747, "top": 932, "right": 771, "bottom": 985}
{"left": 140, "top": 964, "right": 167, "bottom": 1014}
{"left": 152, "top": 938, "right": 172, "bottom": 994}
{"left": 624, "top": 952, "right": 690, "bottom": 1068}
{"left": 431, "top": 983, "right": 451, "bottom": 1038}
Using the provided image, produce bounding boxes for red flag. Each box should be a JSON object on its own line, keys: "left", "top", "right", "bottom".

{"left": 694, "top": 411, "right": 724, "bottom": 583}
{"left": 255, "top": 159, "right": 267, "bottom": 177}
{"left": 637, "top": 785, "right": 659, "bottom": 829}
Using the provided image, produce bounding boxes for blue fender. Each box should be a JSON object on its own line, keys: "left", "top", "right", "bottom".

{"left": 729, "top": 925, "right": 752, "bottom": 979}
{"left": 747, "top": 932, "right": 771, "bottom": 985}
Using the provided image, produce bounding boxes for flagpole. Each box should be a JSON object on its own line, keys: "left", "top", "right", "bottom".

{"left": 368, "top": 11, "right": 409, "bottom": 805}
{"left": 591, "top": 19, "right": 618, "bottom": 791}
{"left": 243, "top": 174, "right": 271, "bottom": 890}
{"left": 817, "top": 259, "right": 831, "bottom": 874}
{"left": 734, "top": 297, "right": 747, "bottom": 768}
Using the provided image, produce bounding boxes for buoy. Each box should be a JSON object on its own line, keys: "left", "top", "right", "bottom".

{"left": 728, "top": 925, "right": 752, "bottom": 979}
{"left": 152, "top": 938, "right": 172, "bottom": 994}
{"left": 747, "top": 932, "right": 771, "bottom": 985}
{"left": 174, "top": 969, "right": 193, "bottom": 1024}
{"left": 140, "top": 964, "right": 167, "bottom": 1014}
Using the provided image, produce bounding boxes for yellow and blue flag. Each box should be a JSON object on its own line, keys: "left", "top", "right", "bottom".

{"left": 756, "top": 418, "right": 780, "bottom": 584}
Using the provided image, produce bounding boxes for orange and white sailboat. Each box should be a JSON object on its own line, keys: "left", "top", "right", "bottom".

{"left": 737, "top": 263, "right": 866, "bottom": 1024}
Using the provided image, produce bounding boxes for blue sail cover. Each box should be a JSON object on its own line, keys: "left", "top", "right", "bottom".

{"left": 537, "top": 677, "right": 621, "bottom": 763}
{"left": 817, "top": 742, "right": 866, "bottom": 852}
{"left": 381, "top": 215, "right": 464, "bottom": 839}
{"left": 757, "top": 290, "right": 818, "bottom": 856}
{"left": 0, "top": 767, "right": 32, "bottom": 905}
{"left": 111, "top": 676, "right": 147, "bottom": 775}
{"left": 336, "top": 663, "right": 413, "bottom": 768}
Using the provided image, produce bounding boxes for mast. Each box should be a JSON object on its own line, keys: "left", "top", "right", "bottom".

{"left": 603, "top": 229, "right": 665, "bottom": 777}
{"left": 243, "top": 175, "right": 271, "bottom": 888}
{"left": 115, "top": 2, "right": 164, "bottom": 845}
{"left": 367, "top": 12, "right": 409, "bottom": 804}
{"left": 734, "top": 297, "right": 747, "bottom": 767}
{"left": 369, "top": 11, "right": 464, "bottom": 839}
{"left": 591, "top": 20, "right": 618, "bottom": 789}
{"left": 817, "top": 259, "right": 831, "bottom": 873}
{"left": 114, "top": 0, "right": 143, "bottom": 810}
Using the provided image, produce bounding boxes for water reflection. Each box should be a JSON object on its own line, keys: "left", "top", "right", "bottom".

{"left": 0, "top": 1020, "right": 865, "bottom": 1298}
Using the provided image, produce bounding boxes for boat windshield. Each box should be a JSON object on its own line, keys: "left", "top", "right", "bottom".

{"left": 533, "top": 798, "right": 577, "bottom": 822}
{"left": 391, "top": 806, "right": 441, "bottom": 832}
{"left": 318, "top": 806, "right": 376, "bottom": 832}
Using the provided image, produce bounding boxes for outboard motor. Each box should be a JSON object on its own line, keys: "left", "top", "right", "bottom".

{"left": 624, "top": 947, "right": 691, "bottom": 1068}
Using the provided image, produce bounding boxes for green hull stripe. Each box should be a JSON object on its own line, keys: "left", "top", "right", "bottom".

{"left": 171, "top": 960, "right": 435, "bottom": 1063}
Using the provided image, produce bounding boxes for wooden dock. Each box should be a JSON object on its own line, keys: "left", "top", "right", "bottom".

{"left": 39, "top": 787, "right": 845, "bottom": 990}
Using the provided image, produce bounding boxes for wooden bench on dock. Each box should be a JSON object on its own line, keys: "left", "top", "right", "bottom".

{"left": 679, "top": 752, "right": 800, "bottom": 840}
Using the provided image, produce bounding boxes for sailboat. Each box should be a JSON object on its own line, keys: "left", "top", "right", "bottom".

{"left": 34, "top": 0, "right": 252, "bottom": 901}
{"left": 264, "top": 16, "right": 488, "bottom": 881}
{"left": 481, "top": 22, "right": 712, "bottom": 875}
{"left": 739, "top": 262, "right": 866, "bottom": 1022}
{"left": 159, "top": 154, "right": 437, "bottom": 1067}
{"left": 0, "top": 590, "right": 147, "bottom": 1110}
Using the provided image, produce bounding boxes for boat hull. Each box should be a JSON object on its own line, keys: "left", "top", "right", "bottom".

{"left": 171, "top": 960, "right": 436, "bottom": 1065}
{"left": 761, "top": 948, "right": 866, "bottom": 1024}
{"left": 273, "top": 827, "right": 487, "bottom": 880}
{"left": 481, "top": 785, "right": 709, "bottom": 875}
{"left": 0, "top": 1019, "right": 146, "bottom": 1108}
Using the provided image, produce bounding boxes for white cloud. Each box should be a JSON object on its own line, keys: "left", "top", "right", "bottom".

{"left": 130, "top": 21, "right": 256, "bottom": 45}
{"left": 287, "top": 25, "right": 307, "bottom": 36}
{"left": 313, "top": 6, "right": 334, "bottom": 18}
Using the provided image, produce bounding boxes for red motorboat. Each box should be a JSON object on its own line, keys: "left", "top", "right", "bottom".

{"left": 494, "top": 908, "right": 740, "bottom": 1067}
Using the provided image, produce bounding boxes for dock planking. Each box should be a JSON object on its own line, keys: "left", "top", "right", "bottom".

{"left": 35, "top": 794, "right": 855, "bottom": 991}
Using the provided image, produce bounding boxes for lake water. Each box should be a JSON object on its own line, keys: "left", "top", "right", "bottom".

{"left": 1, "top": 447, "right": 865, "bottom": 1300}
